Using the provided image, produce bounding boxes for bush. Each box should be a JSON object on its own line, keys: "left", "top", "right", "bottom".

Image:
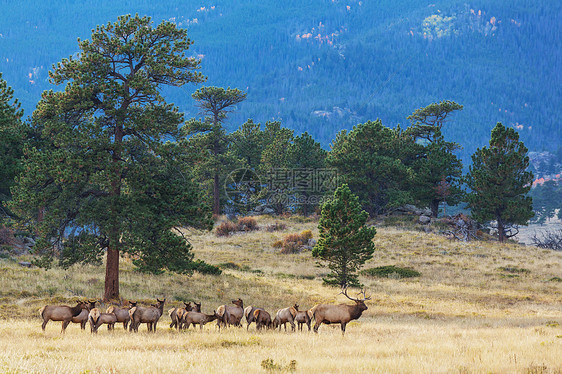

{"left": 188, "top": 260, "right": 222, "bottom": 275}
{"left": 360, "top": 265, "right": 421, "bottom": 279}
{"left": 279, "top": 231, "right": 313, "bottom": 254}
{"left": 237, "top": 217, "right": 259, "bottom": 231}
{"left": 215, "top": 221, "right": 238, "bottom": 236}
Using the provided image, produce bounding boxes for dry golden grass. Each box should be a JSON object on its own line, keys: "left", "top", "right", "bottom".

{"left": 0, "top": 215, "right": 561, "bottom": 373}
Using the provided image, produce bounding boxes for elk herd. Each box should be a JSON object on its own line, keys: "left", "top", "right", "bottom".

{"left": 39, "top": 288, "right": 371, "bottom": 336}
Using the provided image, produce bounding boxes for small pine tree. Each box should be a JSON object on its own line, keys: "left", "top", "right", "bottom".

{"left": 312, "top": 184, "right": 376, "bottom": 287}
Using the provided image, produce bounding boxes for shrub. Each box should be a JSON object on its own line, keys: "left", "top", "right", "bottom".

{"left": 237, "top": 216, "right": 259, "bottom": 231}
{"left": 272, "top": 240, "right": 283, "bottom": 248}
{"left": 188, "top": 260, "right": 222, "bottom": 275}
{"left": 279, "top": 231, "right": 312, "bottom": 254}
{"left": 360, "top": 265, "right": 421, "bottom": 279}
{"left": 215, "top": 221, "right": 238, "bottom": 236}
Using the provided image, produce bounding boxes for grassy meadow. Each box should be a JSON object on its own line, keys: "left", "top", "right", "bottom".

{"left": 0, "top": 215, "right": 561, "bottom": 373}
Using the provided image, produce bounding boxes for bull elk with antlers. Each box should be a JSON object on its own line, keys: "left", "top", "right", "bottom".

{"left": 310, "top": 288, "right": 370, "bottom": 335}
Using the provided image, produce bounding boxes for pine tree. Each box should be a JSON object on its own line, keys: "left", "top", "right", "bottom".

{"left": 313, "top": 184, "right": 376, "bottom": 287}
{"left": 190, "top": 86, "right": 246, "bottom": 215}
{"left": 0, "top": 73, "right": 25, "bottom": 222}
{"left": 10, "top": 15, "right": 213, "bottom": 300}
{"left": 465, "top": 123, "right": 534, "bottom": 242}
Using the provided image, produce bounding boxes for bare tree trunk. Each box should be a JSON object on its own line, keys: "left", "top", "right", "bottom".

{"left": 430, "top": 199, "right": 440, "bottom": 218}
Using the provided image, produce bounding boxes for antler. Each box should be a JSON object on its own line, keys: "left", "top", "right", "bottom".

{"left": 340, "top": 286, "right": 371, "bottom": 301}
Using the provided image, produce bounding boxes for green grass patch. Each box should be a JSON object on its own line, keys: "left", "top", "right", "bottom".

{"left": 360, "top": 265, "right": 421, "bottom": 279}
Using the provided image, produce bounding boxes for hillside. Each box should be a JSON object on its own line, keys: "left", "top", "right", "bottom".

{"left": 0, "top": 215, "right": 560, "bottom": 372}
{"left": 0, "top": 0, "right": 560, "bottom": 163}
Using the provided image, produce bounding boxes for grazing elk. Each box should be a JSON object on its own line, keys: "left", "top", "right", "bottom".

{"left": 311, "top": 288, "right": 370, "bottom": 335}
{"left": 106, "top": 304, "right": 131, "bottom": 330}
{"left": 129, "top": 298, "right": 166, "bottom": 332}
{"left": 168, "top": 302, "right": 193, "bottom": 330}
{"left": 39, "top": 301, "right": 89, "bottom": 333}
{"left": 254, "top": 309, "right": 273, "bottom": 330}
{"left": 216, "top": 298, "right": 244, "bottom": 330}
{"left": 244, "top": 306, "right": 266, "bottom": 330}
{"left": 274, "top": 305, "right": 297, "bottom": 331}
{"left": 182, "top": 311, "right": 218, "bottom": 330}
{"left": 71, "top": 300, "right": 97, "bottom": 330}
{"left": 88, "top": 308, "right": 117, "bottom": 333}
{"left": 293, "top": 304, "right": 313, "bottom": 332}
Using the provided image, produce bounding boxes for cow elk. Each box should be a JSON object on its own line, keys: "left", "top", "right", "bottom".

{"left": 169, "top": 302, "right": 192, "bottom": 330}
{"left": 129, "top": 298, "right": 166, "bottom": 332}
{"left": 244, "top": 306, "right": 266, "bottom": 330}
{"left": 293, "top": 304, "right": 313, "bottom": 332}
{"left": 39, "top": 301, "right": 89, "bottom": 333}
{"left": 254, "top": 309, "right": 273, "bottom": 330}
{"left": 216, "top": 298, "right": 244, "bottom": 330}
{"left": 274, "top": 305, "right": 297, "bottom": 331}
{"left": 71, "top": 300, "right": 97, "bottom": 330}
{"left": 182, "top": 311, "right": 218, "bottom": 330}
{"left": 88, "top": 308, "right": 117, "bottom": 333}
{"left": 311, "top": 288, "right": 370, "bottom": 335}
{"left": 106, "top": 304, "right": 131, "bottom": 330}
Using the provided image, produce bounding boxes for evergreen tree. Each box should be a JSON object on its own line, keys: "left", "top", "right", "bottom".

{"left": 190, "top": 86, "right": 246, "bottom": 215}
{"left": 327, "top": 120, "right": 413, "bottom": 215}
{"left": 465, "top": 123, "right": 534, "bottom": 242}
{"left": 312, "top": 184, "right": 376, "bottom": 288}
{"left": 0, "top": 73, "right": 25, "bottom": 222}
{"left": 406, "top": 101, "right": 464, "bottom": 217}
{"left": 10, "top": 15, "right": 213, "bottom": 300}
{"left": 286, "top": 131, "right": 327, "bottom": 215}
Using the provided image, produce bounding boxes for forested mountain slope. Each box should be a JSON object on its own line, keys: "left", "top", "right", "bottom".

{"left": 0, "top": 0, "right": 560, "bottom": 160}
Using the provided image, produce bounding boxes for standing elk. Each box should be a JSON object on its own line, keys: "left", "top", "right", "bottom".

{"left": 168, "top": 302, "right": 193, "bottom": 330}
{"left": 106, "top": 304, "right": 131, "bottom": 330}
{"left": 129, "top": 298, "right": 166, "bottom": 332}
{"left": 39, "top": 301, "right": 89, "bottom": 333}
{"left": 182, "top": 311, "right": 218, "bottom": 330}
{"left": 293, "top": 304, "right": 313, "bottom": 331}
{"left": 311, "top": 288, "right": 370, "bottom": 335}
{"left": 244, "top": 306, "right": 266, "bottom": 330}
{"left": 274, "top": 305, "right": 297, "bottom": 331}
{"left": 88, "top": 308, "right": 117, "bottom": 333}
{"left": 70, "top": 300, "right": 97, "bottom": 330}
{"left": 254, "top": 309, "right": 273, "bottom": 330}
{"left": 216, "top": 298, "right": 244, "bottom": 329}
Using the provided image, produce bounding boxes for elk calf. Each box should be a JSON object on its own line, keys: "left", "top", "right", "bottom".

{"left": 39, "top": 301, "right": 88, "bottom": 333}
{"left": 71, "top": 300, "right": 97, "bottom": 330}
{"left": 168, "top": 302, "right": 192, "bottom": 330}
{"left": 244, "top": 306, "right": 265, "bottom": 330}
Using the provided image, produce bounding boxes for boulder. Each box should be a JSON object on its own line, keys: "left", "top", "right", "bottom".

{"left": 419, "top": 215, "right": 431, "bottom": 225}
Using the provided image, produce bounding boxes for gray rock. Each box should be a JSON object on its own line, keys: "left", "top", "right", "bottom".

{"left": 262, "top": 207, "right": 275, "bottom": 215}
{"left": 19, "top": 261, "right": 32, "bottom": 268}
{"left": 419, "top": 215, "right": 431, "bottom": 224}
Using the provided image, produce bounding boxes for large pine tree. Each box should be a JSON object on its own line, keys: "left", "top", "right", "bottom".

{"left": 465, "top": 123, "right": 534, "bottom": 242}
{"left": 11, "top": 15, "right": 212, "bottom": 300}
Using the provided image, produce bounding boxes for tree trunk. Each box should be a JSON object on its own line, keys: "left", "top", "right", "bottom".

{"left": 430, "top": 199, "right": 440, "bottom": 218}
{"left": 104, "top": 245, "right": 119, "bottom": 301}
{"left": 497, "top": 217, "right": 506, "bottom": 242}
{"left": 213, "top": 172, "right": 220, "bottom": 215}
